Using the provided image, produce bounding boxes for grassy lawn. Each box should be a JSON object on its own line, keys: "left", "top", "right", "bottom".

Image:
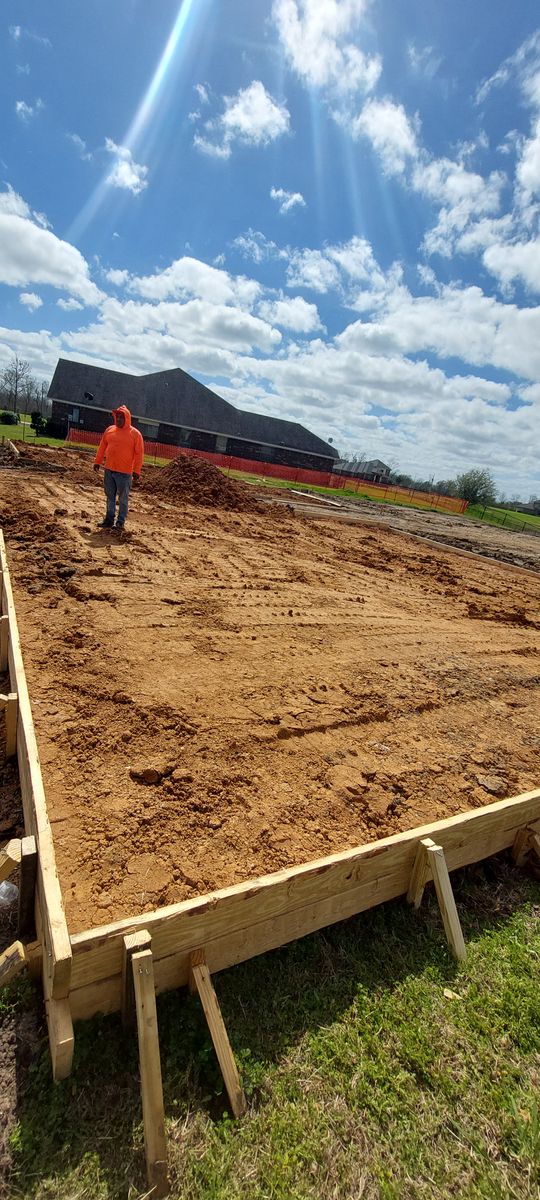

{"left": 467, "top": 505, "right": 540, "bottom": 535}
{"left": 0, "top": 421, "right": 66, "bottom": 449}
{"left": 3, "top": 858, "right": 539, "bottom": 1199}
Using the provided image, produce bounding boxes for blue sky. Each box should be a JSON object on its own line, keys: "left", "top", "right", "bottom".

{"left": 1, "top": 0, "right": 540, "bottom": 498}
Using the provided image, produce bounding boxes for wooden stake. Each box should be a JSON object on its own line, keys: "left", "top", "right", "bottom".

{"left": 132, "top": 947, "right": 168, "bottom": 1197}
{"left": 122, "top": 930, "right": 151, "bottom": 1030}
{"left": 0, "top": 837, "right": 21, "bottom": 883}
{"left": 512, "top": 823, "right": 540, "bottom": 867}
{"left": 45, "top": 996, "right": 75, "bottom": 1082}
{"left": 4, "top": 692, "right": 18, "bottom": 758}
{"left": 407, "top": 838, "right": 466, "bottom": 961}
{"left": 18, "top": 835, "right": 37, "bottom": 939}
{"left": 189, "top": 948, "right": 247, "bottom": 1118}
{"left": 407, "top": 841, "right": 432, "bottom": 908}
{"left": 0, "top": 940, "right": 27, "bottom": 987}
{"left": 0, "top": 614, "right": 8, "bottom": 673}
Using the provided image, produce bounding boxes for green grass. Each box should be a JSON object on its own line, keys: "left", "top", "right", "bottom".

{"left": 467, "top": 505, "right": 540, "bottom": 535}
{"left": 4, "top": 859, "right": 540, "bottom": 1199}
{"left": 0, "top": 421, "right": 66, "bottom": 449}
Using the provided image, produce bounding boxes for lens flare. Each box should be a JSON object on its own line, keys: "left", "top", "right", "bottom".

{"left": 67, "top": 0, "right": 203, "bottom": 244}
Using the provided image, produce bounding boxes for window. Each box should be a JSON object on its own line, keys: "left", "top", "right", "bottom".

{"left": 141, "top": 422, "right": 159, "bottom": 439}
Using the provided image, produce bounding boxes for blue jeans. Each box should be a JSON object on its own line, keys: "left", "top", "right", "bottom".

{"left": 104, "top": 469, "right": 132, "bottom": 525}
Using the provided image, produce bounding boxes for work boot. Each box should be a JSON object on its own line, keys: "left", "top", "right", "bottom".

{"left": 114, "top": 522, "right": 125, "bottom": 532}
{"left": 98, "top": 517, "right": 114, "bottom": 528}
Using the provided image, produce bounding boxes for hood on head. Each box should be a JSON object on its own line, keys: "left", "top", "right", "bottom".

{"left": 112, "top": 405, "right": 132, "bottom": 428}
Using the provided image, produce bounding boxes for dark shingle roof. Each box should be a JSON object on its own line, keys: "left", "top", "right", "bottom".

{"left": 48, "top": 359, "right": 339, "bottom": 459}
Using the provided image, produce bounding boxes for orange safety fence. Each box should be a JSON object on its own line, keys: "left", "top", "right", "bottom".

{"left": 65, "top": 429, "right": 468, "bottom": 514}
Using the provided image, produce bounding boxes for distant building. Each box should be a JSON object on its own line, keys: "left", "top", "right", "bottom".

{"left": 48, "top": 359, "right": 339, "bottom": 472}
{"left": 333, "top": 457, "right": 391, "bottom": 484}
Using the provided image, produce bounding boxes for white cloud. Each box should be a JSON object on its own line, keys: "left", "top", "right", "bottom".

{"left": 407, "top": 43, "right": 442, "bottom": 80}
{"left": 57, "top": 297, "right": 84, "bottom": 311}
{"left": 195, "top": 83, "right": 210, "bottom": 104}
{"left": 0, "top": 186, "right": 103, "bottom": 305}
{"left": 19, "top": 292, "right": 42, "bottom": 310}
{"left": 105, "top": 268, "right": 131, "bottom": 287}
{"left": 482, "top": 238, "right": 540, "bottom": 294}
{"left": 105, "top": 139, "right": 148, "bottom": 195}
{"left": 287, "top": 248, "right": 341, "bottom": 292}
{"left": 334, "top": 281, "right": 540, "bottom": 384}
{"left": 194, "top": 81, "right": 290, "bottom": 159}
{"left": 516, "top": 115, "right": 540, "bottom": 199}
{"left": 258, "top": 295, "right": 323, "bottom": 332}
{"left": 352, "top": 97, "right": 419, "bottom": 174}
{"left": 475, "top": 30, "right": 540, "bottom": 105}
{"left": 16, "top": 63, "right": 30, "bottom": 75}
{"left": 67, "top": 133, "right": 93, "bottom": 162}
{"left": 9, "top": 25, "right": 51, "bottom": 46}
{"left": 284, "top": 235, "right": 403, "bottom": 309}
{"left": 270, "top": 186, "right": 306, "bottom": 214}
{"left": 414, "top": 158, "right": 506, "bottom": 256}
{"left": 273, "top": 0, "right": 381, "bottom": 95}
{"left": 127, "top": 256, "right": 260, "bottom": 307}
{"left": 16, "top": 98, "right": 44, "bottom": 121}
{"left": 233, "top": 229, "right": 287, "bottom": 263}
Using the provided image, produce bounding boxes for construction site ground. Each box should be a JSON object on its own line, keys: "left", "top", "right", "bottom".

{"left": 1, "top": 446, "right": 539, "bottom": 936}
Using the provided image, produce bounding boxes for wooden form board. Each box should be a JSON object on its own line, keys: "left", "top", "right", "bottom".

{"left": 68, "top": 787, "right": 540, "bottom": 1021}
{"left": 0, "top": 533, "right": 72, "bottom": 1010}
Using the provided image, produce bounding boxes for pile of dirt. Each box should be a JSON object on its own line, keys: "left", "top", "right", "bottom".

{"left": 143, "top": 453, "right": 260, "bottom": 512}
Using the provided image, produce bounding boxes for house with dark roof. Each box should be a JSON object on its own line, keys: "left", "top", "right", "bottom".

{"left": 333, "top": 457, "right": 391, "bottom": 483}
{"left": 48, "top": 359, "right": 339, "bottom": 471}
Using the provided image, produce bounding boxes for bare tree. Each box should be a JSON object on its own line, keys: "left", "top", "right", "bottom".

{"left": 1, "top": 355, "right": 33, "bottom": 413}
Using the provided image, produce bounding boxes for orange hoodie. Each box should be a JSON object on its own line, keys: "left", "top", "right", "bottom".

{"left": 94, "top": 406, "right": 144, "bottom": 475}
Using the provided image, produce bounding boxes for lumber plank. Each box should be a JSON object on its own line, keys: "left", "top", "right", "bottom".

{"left": 122, "top": 930, "right": 152, "bottom": 1029}
{"left": 0, "top": 613, "right": 8, "bottom": 672}
{"left": 424, "top": 840, "right": 466, "bottom": 962}
{"left": 0, "top": 940, "right": 27, "bottom": 986}
{"left": 68, "top": 788, "right": 540, "bottom": 1016}
{"left": 132, "top": 948, "right": 168, "bottom": 1197}
{"left": 0, "top": 837, "right": 21, "bottom": 883}
{"left": 189, "top": 949, "right": 246, "bottom": 1117}
{"left": 4, "top": 692, "right": 17, "bottom": 759}
{"left": 18, "top": 835, "right": 37, "bottom": 939}
{"left": 0, "top": 532, "right": 72, "bottom": 1005}
{"left": 531, "top": 834, "right": 540, "bottom": 860}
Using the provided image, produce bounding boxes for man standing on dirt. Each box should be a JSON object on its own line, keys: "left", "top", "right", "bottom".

{"left": 93, "top": 405, "right": 144, "bottom": 531}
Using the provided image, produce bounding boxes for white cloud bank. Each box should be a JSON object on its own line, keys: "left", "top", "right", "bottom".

{"left": 0, "top": 186, "right": 102, "bottom": 305}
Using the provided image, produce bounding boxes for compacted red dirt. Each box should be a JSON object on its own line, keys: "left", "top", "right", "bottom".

{"left": 1, "top": 450, "right": 539, "bottom": 934}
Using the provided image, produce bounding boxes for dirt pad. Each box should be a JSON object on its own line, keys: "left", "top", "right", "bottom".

{"left": 0, "top": 452, "right": 539, "bottom": 934}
